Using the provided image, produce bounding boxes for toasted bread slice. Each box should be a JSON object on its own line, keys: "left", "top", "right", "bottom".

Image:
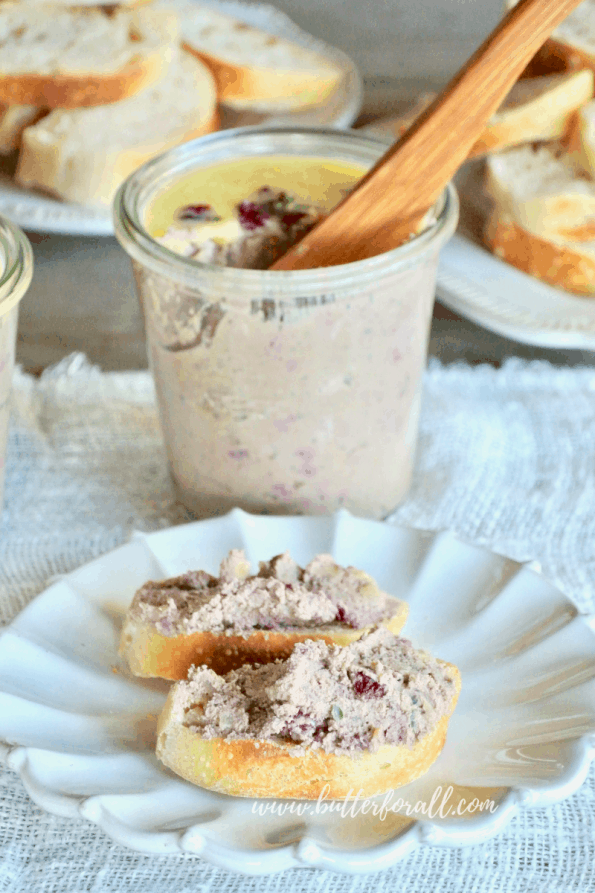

{"left": 362, "top": 70, "right": 594, "bottom": 155}
{"left": 485, "top": 209, "right": 595, "bottom": 296}
{"left": 485, "top": 142, "right": 595, "bottom": 242}
{"left": 166, "top": 0, "right": 343, "bottom": 111}
{"left": 157, "top": 704, "right": 457, "bottom": 799}
{"left": 0, "top": 104, "right": 45, "bottom": 153}
{"left": 472, "top": 69, "right": 594, "bottom": 154}
{"left": 119, "top": 605, "right": 409, "bottom": 680}
{"left": 15, "top": 49, "right": 217, "bottom": 207}
{"left": 156, "top": 630, "right": 461, "bottom": 799}
{"left": 0, "top": 4, "right": 178, "bottom": 108}
{"left": 119, "top": 550, "right": 409, "bottom": 680}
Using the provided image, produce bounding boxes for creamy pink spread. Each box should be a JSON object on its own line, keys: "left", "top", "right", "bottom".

{"left": 130, "top": 549, "right": 401, "bottom": 636}
{"left": 173, "top": 627, "right": 457, "bottom": 754}
{"left": 158, "top": 187, "right": 325, "bottom": 269}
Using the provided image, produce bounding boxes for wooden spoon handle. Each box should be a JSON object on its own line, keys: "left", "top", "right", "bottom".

{"left": 273, "top": 0, "right": 585, "bottom": 271}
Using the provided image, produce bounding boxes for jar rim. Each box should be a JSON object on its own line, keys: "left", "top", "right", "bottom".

{"left": 0, "top": 215, "right": 33, "bottom": 318}
{"left": 113, "top": 125, "right": 459, "bottom": 292}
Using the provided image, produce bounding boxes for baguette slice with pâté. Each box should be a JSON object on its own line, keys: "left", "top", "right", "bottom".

{"left": 156, "top": 627, "right": 461, "bottom": 799}
{"left": 120, "top": 550, "right": 409, "bottom": 681}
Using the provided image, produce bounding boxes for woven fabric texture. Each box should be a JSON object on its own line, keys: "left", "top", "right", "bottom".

{"left": 1, "top": 353, "right": 595, "bottom": 891}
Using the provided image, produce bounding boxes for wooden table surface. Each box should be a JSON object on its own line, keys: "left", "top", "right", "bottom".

{"left": 15, "top": 74, "right": 595, "bottom": 375}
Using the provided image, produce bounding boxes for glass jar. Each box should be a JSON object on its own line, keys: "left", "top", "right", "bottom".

{"left": 114, "top": 127, "right": 458, "bottom": 519}
{"left": 0, "top": 215, "right": 33, "bottom": 513}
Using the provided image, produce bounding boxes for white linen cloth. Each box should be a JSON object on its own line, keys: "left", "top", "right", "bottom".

{"left": 1, "top": 352, "right": 595, "bottom": 891}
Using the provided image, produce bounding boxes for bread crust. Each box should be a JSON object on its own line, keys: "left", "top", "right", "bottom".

{"left": 0, "top": 51, "right": 169, "bottom": 108}
{"left": 364, "top": 71, "right": 593, "bottom": 158}
{"left": 485, "top": 211, "right": 595, "bottom": 296}
{"left": 183, "top": 43, "right": 341, "bottom": 110}
{"left": 537, "top": 36, "right": 595, "bottom": 77}
{"left": 15, "top": 47, "right": 218, "bottom": 206}
{"left": 470, "top": 70, "right": 594, "bottom": 157}
{"left": 155, "top": 661, "right": 461, "bottom": 799}
{"left": 119, "top": 600, "right": 409, "bottom": 680}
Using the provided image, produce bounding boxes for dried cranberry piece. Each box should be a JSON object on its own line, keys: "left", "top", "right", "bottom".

{"left": 280, "top": 708, "right": 312, "bottom": 739}
{"left": 238, "top": 201, "right": 270, "bottom": 230}
{"left": 352, "top": 671, "right": 386, "bottom": 699}
{"left": 280, "top": 708, "right": 333, "bottom": 743}
{"left": 313, "top": 720, "right": 329, "bottom": 743}
{"left": 335, "top": 605, "right": 348, "bottom": 624}
{"left": 281, "top": 211, "right": 308, "bottom": 228}
{"left": 176, "top": 204, "right": 220, "bottom": 221}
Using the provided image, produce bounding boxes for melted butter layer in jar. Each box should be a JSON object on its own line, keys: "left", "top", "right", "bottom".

{"left": 145, "top": 155, "right": 367, "bottom": 241}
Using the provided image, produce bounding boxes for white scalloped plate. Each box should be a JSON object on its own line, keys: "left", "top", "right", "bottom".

{"left": 0, "top": 0, "right": 363, "bottom": 237}
{"left": 436, "top": 233, "right": 595, "bottom": 350}
{"left": 2, "top": 509, "right": 595, "bottom": 875}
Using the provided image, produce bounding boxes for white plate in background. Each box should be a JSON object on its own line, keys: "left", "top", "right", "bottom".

{"left": 1, "top": 509, "right": 595, "bottom": 875}
{"left": 436, "top": 233, "right": 595, "bottom": 351}
{"left": 0, "top": 0, "right": 363, "bottom": 237}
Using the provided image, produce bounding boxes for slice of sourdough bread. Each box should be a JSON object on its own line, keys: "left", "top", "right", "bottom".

{"left": 472, "top": 69, "right": 594, "bottom": 154}
{"left": 120, "top": 607, "right": 410, "bottom": 681}
{"left": 362, "top": 70, "right": 594, "bottom": 155}
{"left": 16, "top": 49, "right": 217, "bottom": 207}
{"left": 166, "top": 0, "right": 343, "bottom": 111}
{"left": 485, "top": 142, "right": 595, "bottom": 242}
{"left": 156, "top": 629, "right": 461, "bottom": 799}
{"left": 0, "top": 104, "right": 44, "bottom": 153}
{"left": 0, "top": 4, "right": 178, "bottom": 108}
{"left": 485, "top": 210, "right": 595, "bottom": 296}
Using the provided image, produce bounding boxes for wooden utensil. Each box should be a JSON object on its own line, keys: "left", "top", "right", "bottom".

{"left": 272, "top": 0, "right": 586, "bottom": 271}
